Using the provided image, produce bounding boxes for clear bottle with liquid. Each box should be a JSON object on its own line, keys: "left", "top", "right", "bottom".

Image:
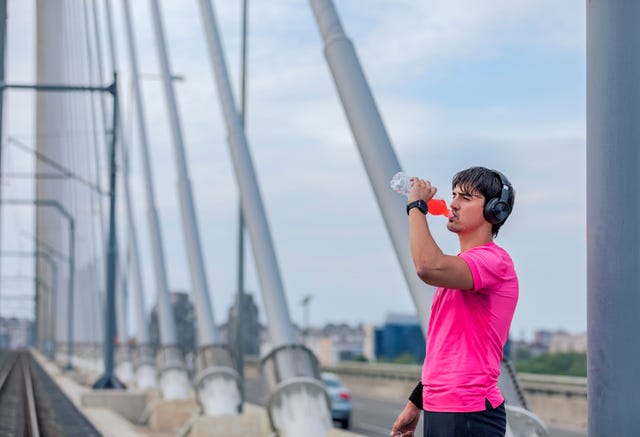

{"left": 390, "top": 172, "right": 450, "bottom": 216}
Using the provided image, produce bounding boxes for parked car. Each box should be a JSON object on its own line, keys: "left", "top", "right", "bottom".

{"left": 321, "top": 372, "right": 352, "bottom": 429}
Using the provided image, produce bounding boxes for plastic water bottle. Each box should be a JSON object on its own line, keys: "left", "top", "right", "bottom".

{"left": 390, "top": 171, "right": 450, "bottom": 216}
{"left": 390, "top": 171, "right": 413, "bottom": 196}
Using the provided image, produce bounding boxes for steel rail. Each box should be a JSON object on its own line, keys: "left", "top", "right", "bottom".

{"left": 21, "top": 353, "right": 41, "bottom": 437}
{"left": 0, "top": 351, "right": 31, "bottom": 436}
{"left": 0, "top": 351, "right": 18, "bottom": 390}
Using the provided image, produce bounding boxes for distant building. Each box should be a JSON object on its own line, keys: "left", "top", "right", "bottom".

{"left": 362, "top": 323, "right": 376, "bottom": 362}
{"left": 529, "top": 329, "right": 554, "bottom": 356}
{"left": 549, "top": 331, "right": 587, "bottom": 353}
{"left": 533, "top": 330, "right": 553, "bottom": 348}
{"left": 220, "top": 292, "right": 262, "bottom": 357}
{"left": 375, "top": 313, "right": 425, "bottom": 363}
{"left": 516, "top": 329, "right": 587, "bottom": 356}
{"left": 307, "top": 323, "right": 365, "bottom": 365}
{"left": 149, "top": 291, "right": 196, "bottom": 357}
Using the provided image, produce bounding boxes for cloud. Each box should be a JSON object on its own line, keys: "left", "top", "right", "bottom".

{"left": 336, "top": 0, "right": 584, "bottom": 84}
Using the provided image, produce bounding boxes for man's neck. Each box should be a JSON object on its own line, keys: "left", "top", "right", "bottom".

{"left": 458, "top": 231, "right": 493, "bottom": 253}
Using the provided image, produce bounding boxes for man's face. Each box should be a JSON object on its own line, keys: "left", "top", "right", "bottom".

{"left": 446, "top": 184, "right": 487, "bottom": 235}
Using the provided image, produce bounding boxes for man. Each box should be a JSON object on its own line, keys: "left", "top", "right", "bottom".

{"left": 391, "top": 166, "right": 518, "bottom": 437}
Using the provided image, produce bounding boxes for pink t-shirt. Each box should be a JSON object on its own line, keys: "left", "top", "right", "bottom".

{"left": 421, "top": 242, "right": 518, "bottom": 412}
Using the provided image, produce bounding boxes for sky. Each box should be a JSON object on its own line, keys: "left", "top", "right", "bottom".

{"left": 2, "top": 0, "right": 585, "bottom": 342}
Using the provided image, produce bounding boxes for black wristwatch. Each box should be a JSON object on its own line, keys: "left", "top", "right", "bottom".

{"left": 407, "top": 200, "right": 428, "bottom": 215}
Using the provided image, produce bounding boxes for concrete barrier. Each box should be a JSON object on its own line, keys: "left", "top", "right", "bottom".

{"left": 81, "top": 390, "right": 151, "bottom": 424}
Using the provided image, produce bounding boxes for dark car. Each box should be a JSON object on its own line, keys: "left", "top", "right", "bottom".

{"left": 321, "top": 372, "right": 353, "bottom": 429}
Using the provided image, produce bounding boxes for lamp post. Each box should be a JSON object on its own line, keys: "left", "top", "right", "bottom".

{"left": 300, "top": 294, "right": 313, "bottom": 344}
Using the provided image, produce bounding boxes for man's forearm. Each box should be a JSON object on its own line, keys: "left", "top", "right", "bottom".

{"left": 409, "top": 210, "right": 445, "bottom": 278}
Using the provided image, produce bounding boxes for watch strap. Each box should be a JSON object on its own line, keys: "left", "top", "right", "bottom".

{"left": 406, "top": 200, "right": 428, "bottom": 215}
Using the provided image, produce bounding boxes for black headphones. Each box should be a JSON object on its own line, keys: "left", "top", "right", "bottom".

{"left": 483, "top": 171, "right": 513, "bottom": 224}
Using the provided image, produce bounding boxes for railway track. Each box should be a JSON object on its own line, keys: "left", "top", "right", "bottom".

{"left": 0, "top": 349, "right": 101, "bottom": 437}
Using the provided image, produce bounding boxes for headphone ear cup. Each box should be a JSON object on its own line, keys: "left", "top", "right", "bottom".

{"left": 483, "top": 198, "right": 499, "bottom": 224}
{"left": 491, "top": 201, "right": 510, "bottom": 224}
{"left": 484, "top": 170, "right": 513, "bottom": 225}
{"left": 484, "top": 198, "right": 510, "bottom": 224}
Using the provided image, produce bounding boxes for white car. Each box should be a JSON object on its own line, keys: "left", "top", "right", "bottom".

{"left": 321, "top": 372, "right": 353, "bottom": 429}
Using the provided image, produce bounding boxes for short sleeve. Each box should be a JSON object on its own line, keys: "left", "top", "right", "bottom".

{"left": 459, "top": 244, "right": 509, "bottom": 292}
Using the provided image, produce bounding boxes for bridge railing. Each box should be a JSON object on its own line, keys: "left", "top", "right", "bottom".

{"left": 516, "top": 373, "right": 587, "bottom": 398}
{"left": 322, "top": 361, "right": 587, "bottom": 398}
{"left": 246, "top": 355, "right": 588, "bottom": 399}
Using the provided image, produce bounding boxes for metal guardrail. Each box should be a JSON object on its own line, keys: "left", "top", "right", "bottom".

{"left": 517, "top": 373, "right": 587, "bottom": 397}
{"left": 322, "top": 361, "right": 587, "bottom": 398}
{"left": 324, "top": 361, "right": 422, "bottom": 380}
{"left": 247, "top": 356, "right": 587, "bottom": 398}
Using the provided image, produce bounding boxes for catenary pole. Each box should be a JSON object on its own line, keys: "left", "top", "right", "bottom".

{"left": 101, "top": 0, "right": 151, "bottom": 389}
{"left": 6, "top": 76, "right": 119, "bottom": 382}
{"left": 587, "top": 0, "right": 640, "bottom": 434}
{"left": 92, "top": 73, "right": 123, "bottom": 389}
